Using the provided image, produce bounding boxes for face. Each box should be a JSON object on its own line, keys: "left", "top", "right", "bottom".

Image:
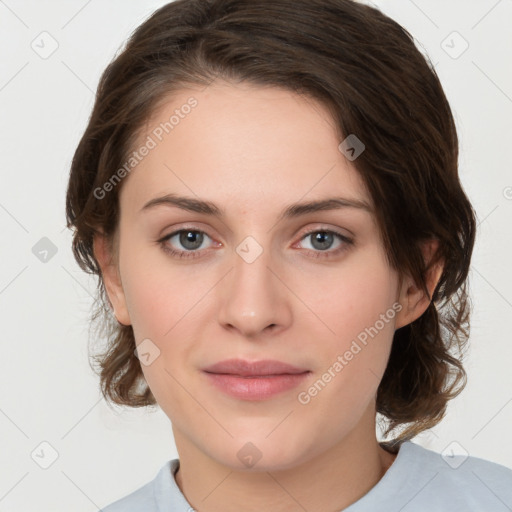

{"left": 98, "top": 80, "right": 421, "bottom": 471}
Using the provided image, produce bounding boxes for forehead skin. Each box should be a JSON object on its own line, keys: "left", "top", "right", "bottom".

{"left": 119, "top": 80, "right": 376, "bottom": 235}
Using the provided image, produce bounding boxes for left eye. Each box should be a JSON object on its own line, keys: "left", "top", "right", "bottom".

{"left": 298, "top": 229, "right": 346, "bottom": 252}
{"left": 158, "top": 228, "right": 353, "bottom": 260}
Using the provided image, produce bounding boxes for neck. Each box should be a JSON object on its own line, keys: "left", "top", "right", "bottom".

{"left": 173, "top": 407, "right": 398, "bottom": 512}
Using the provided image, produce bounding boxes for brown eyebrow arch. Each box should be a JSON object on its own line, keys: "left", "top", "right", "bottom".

{"left": 139, "top": 193, "right": 373, "bottom": 221}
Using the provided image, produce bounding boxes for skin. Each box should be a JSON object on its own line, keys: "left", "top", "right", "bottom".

{"left": 94, "top": 80, "right": 442, "bottom": 512}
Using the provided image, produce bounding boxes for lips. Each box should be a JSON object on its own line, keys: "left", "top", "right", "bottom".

{"left": 202, "top": 358, "right": 309, "bottom": 377}
{"left": 202, "top": 358, "right": 311, "bottom": 400}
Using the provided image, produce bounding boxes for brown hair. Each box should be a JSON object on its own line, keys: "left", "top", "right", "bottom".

{"left": 65, "top": 0, "right": 476, "bottom": 447}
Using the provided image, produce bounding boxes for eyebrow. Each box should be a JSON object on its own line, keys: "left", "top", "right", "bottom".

{"left": 139, "top": 193, "right": 373, "bottom": 221}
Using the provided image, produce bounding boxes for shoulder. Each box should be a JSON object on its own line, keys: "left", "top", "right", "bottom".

{"left": 397, "top": 441, "right": 512, "bottom": 510}
{"left": 102, "top": 460, "right": 176, "bottom": 512}
{"left": 348, "top": 441, "right": 512, "bottom": 511}
{"left": 102, "top": 480, "right": 155, "bottom": 512}
{"left": 405, "top": 440, "right": 512, "bottom": 481}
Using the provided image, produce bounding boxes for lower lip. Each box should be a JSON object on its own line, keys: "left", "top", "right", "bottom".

{"left": 203, "top": 372, "right": 311, "bottom": 400}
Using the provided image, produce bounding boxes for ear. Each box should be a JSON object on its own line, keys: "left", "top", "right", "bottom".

{"left": 93, "top": 232, "right": 132, "bottom": 326}
{"left": 394, "top": 239, "right": 443, "bottom": 330}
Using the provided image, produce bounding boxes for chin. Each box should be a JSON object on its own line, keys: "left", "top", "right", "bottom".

{"left": 205, "top": 432, "right": 316, "bottom": 473}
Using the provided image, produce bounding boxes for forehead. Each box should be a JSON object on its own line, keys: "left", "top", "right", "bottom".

{"left": 120, "top": 80, "right": 372, "bottom": 215}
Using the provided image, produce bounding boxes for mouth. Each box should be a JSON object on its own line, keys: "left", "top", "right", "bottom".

{"left": 202, "top": 359, "right": 311, "bottom": 400}
{"left": 202, "top": 358, "right": 309, "bottom": 376}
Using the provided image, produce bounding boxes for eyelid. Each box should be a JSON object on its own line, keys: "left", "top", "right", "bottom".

{"left": 294, "top": 224, "right": 352, "bottom": 241}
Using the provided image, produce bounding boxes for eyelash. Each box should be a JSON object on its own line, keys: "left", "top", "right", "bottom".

{"left": 157, "top": 226, "right": 354, "bottom": 260}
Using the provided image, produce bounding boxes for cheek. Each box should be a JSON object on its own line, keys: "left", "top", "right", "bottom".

{"left": 298, "top": 246, "right": 398, "bottom": 407}
{"left": 120, "top": 251, "right": 214, "bottom": 397}
{"left": 307, "top": 246, "right": 398, "bottom": 347}
{"left": 120, "top": 243, "right": 205, "bottom": 338}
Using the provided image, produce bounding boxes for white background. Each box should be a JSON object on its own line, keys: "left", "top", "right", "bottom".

{"left": 0, "top": 0, "right": 511, "bottom": 510}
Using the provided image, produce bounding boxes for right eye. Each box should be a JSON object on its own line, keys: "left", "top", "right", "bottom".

{"left": 158, "top": 228, "right": 217, "bottom": 259}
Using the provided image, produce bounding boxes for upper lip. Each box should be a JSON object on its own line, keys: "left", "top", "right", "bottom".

{"left": 202, "top": 359, "right": 309, "bottom": 377}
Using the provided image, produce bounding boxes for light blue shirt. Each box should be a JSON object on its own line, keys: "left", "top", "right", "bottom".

{"left": 102, "top": 440, "right": 512, "bottom": 511}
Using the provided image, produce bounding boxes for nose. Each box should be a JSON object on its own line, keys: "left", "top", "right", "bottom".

{"left": 216, "top": 241, "right": 292, "bottom": 339}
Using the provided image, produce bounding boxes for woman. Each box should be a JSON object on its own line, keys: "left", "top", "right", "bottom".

{"left": 65, "top": 0, "right": 512, "bottom": 510}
